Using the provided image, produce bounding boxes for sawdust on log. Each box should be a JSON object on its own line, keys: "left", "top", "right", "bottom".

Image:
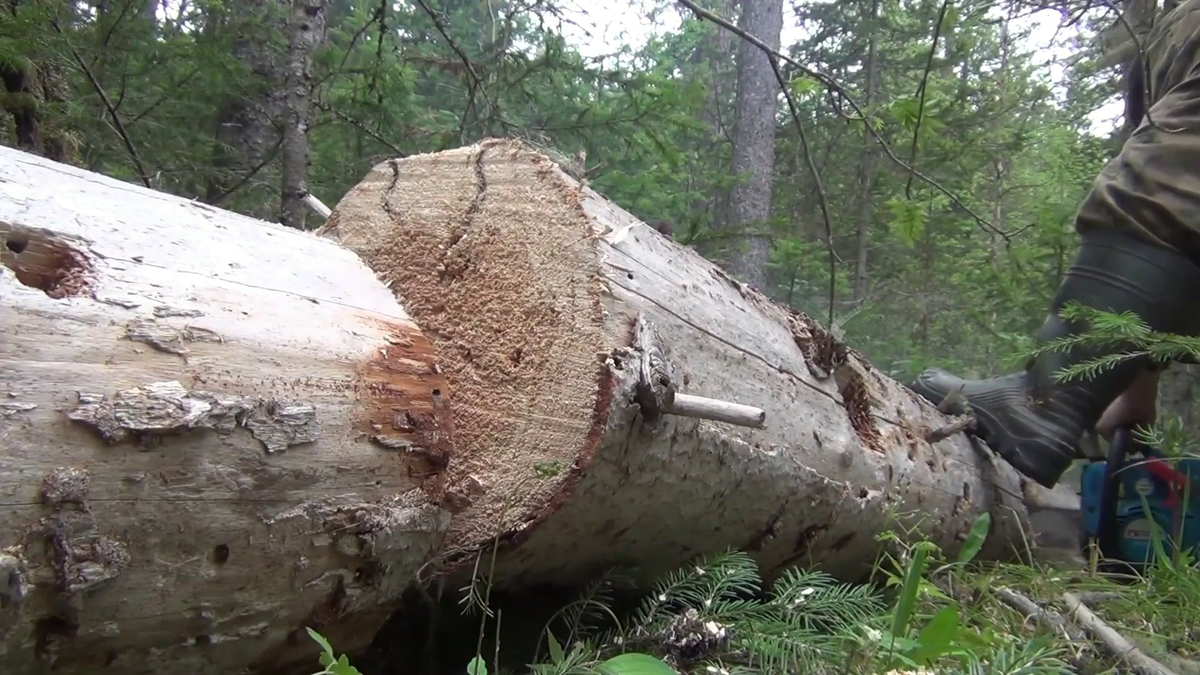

{"left": 319, "top": 138, "right": 610, "bottom": 550}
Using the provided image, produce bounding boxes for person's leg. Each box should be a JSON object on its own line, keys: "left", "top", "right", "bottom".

{"left": 912, "top": 14, "right": 1200, "bottom": 487}
{"left": 913, "top": 232, "right": 1200, "bottom": 487}
{"left": 1096, "top": 368, "right": 1160, "bottom": 440}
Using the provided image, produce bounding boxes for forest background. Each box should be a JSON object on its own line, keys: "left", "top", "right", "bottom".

{"left": 5, "top": 0, "right": 1189, "bottom": 420}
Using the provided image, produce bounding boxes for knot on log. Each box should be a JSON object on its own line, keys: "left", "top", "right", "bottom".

{"left": 629, "top": 312, "right": 676, "bottom": 421}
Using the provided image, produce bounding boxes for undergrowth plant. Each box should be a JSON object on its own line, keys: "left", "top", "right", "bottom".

{"left": 303, "top": 511, "right": 1090, "bottom": 674}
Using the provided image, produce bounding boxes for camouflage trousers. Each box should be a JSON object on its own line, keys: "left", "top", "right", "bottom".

{"left": 1076, "top": 0, "right": 1200, "bottom": 265}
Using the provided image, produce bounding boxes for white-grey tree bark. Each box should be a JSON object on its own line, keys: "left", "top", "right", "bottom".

{"left": 279, "top": 0, "right": 328, "bottom": 230}
{"left": 0, "top": 146, "right": 452, "bottom": 675}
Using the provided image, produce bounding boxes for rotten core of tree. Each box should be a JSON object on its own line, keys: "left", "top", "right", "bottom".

{"left": 0, "top": 223, "right": 92, "bottom": 298}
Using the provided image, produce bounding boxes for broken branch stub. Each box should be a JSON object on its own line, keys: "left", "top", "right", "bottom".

{"left": 0, "top": 145, "right": 456, "bottom": 675}
{"left": 624, "top": 312, "right": 765, "bottom": 428}
{"left": 320, "top": 137, "right": 1036, "bottom": 593}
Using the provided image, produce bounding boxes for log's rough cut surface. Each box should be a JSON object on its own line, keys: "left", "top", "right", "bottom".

{"left": 0, "top": 146, "right": 455, "bottom": 675}
{"left": 320, "top": 138, "right": 1044, "bottom": 590}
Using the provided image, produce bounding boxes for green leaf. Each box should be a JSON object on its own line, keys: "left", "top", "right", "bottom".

{"left": 911, "top": 605, "right": 960, "bottom": 663}
{"left": 790, "top": 77, "right": 818, "bottom": 96}
{"left": 331, "top": 653, "right": 363, "bottom": 675}
{"left": 465, "top": 655, "right": 489, "bottom": 675}
{"left": 956, "top": 512, "right": 991, "bottom": 564}
{"left": 305, "top": 627, "right": 334, "bottom": 657}
{"left": 890, "top": 542, "right": 934, "bottom": 640}
{"left": 546, "top": 630, "right": 565, "bottom": 664}
{"left": 888, "top": 96, "right": 922, "bottom": 128}
{"left": 940, "top": 6, "right": 960, "bottom": 34}
{"left": 595, "top": 653, "right": 678, "bottom": 675}
{"left": 886, "top": 197, "right": 927, "bottom": 247}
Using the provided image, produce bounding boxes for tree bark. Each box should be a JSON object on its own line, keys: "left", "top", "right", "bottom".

{"left": 320, "top": 138, "right": 1048, "bottom": 593}
{"left": 279, "top": 0, "right": 328, "bottom": 230}
{"left": 0, "top": 145, "right": 454, "bottom": 675}
{"left": 725, "top": 0, "right": 783, "bottom": 291}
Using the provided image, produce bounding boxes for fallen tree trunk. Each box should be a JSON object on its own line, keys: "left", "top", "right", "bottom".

{"left": 0, "top": 146, "right": 455, "bottom": 674}
{"left": 319, "top": 137, "right": 1045, "bottom": 591}
{"left": 0, "top": 139, "right": 1070, "bottom": 675}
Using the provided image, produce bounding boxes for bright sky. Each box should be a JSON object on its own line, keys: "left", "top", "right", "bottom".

{"left": 554, "top": 0, "right": 1125, "bottom": 136}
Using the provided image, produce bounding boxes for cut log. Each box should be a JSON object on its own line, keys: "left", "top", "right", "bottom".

{"left": 319, "top": 137, "right": 1046, "bottom": 591}
{"left": 0, "top": 146, "right": 455, "bottom": 674}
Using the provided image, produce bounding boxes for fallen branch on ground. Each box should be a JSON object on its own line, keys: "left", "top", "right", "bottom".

{"left": 1063, "top": 592, "right": 1180, "bottom": 675}
{"left": 996, "top": 586, "right": 1084, "bottom": 641}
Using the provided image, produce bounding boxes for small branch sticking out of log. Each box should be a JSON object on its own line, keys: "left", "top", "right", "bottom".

{"left": 663, "top": 393, "right": 766, "bottom": 428}
{"left": 1062, "top": 592, "right": 1180, "bottom": 675}
{"left": 625, "top": 311, "right": 766, "bottom": 428}
{"left": 303, "top": 193, "right": 331, "bottom": 219}
{"left": 926, "top": 416, "right": 976, "bottom": 443}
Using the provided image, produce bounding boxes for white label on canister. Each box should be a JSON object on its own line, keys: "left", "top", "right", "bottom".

{"left": 1133, "top": 477, "right": 1154, "bottom": 497}
{"left": 1124, "top": 518, "right": 1154, "bottom": 541}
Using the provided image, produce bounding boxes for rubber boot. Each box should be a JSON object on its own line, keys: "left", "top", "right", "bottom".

{"left": 911, "top": 229, "right": 1200, "bottom": 488}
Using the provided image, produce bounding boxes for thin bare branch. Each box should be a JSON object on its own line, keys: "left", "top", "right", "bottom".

{"left": 52, "top": 21, "right": 152, "bottom": 189}
{"left": 905, "top": 0, "right": 952, "bottom": 199}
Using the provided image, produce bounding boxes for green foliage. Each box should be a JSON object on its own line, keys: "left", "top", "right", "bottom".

{"left": 0, "top": 0, "right": 1135, "bottom": 383}
{"left": 306, "top": 627, "right": 364, "bottom": 675}
{"left": 306, "top": 510, "right": 1175, "bottom": 675}
{"left": 467, "top": 655, "right": 489, "bottom": 675}
{"left": 1021, "top": 302, "right": 1200, "bottom": 383}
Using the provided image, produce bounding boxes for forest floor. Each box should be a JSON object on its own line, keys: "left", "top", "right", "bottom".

{"left": 303, "top": 512, "right": 1200, "bottom": 675}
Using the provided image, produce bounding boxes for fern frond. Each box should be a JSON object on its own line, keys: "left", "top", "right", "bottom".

{"left": 770, "top": 569, "right": 887, "bottom": 633}
{"left": 632, "top": 549, "right": 760, "bottom": 629}
{"left": 734, "top": 623, "right": 854, "bottom": 674}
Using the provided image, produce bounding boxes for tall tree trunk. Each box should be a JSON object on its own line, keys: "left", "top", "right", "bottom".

{"left": 203, "top": 0, "right": 288, "bottom": 220}
{"left": 726, "top": 0, "right": 783, "bottom": 292}
{"left": 852, "top": 0, "right": 879, "bottom": 302}
{"left": 279, "top": 0, "right": 328, "bottom": 230}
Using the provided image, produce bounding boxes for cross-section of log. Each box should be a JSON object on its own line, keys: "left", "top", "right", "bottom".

{"left": 319, "top": 138, "right": 1046, "bottom": 591}
{"left": 0, "top": 146, "right": 454, "bottom": 675}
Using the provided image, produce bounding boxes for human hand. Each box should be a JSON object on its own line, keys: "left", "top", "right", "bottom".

{"left": 1095, "top": 368, "right": 1160, "bottom": 439}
